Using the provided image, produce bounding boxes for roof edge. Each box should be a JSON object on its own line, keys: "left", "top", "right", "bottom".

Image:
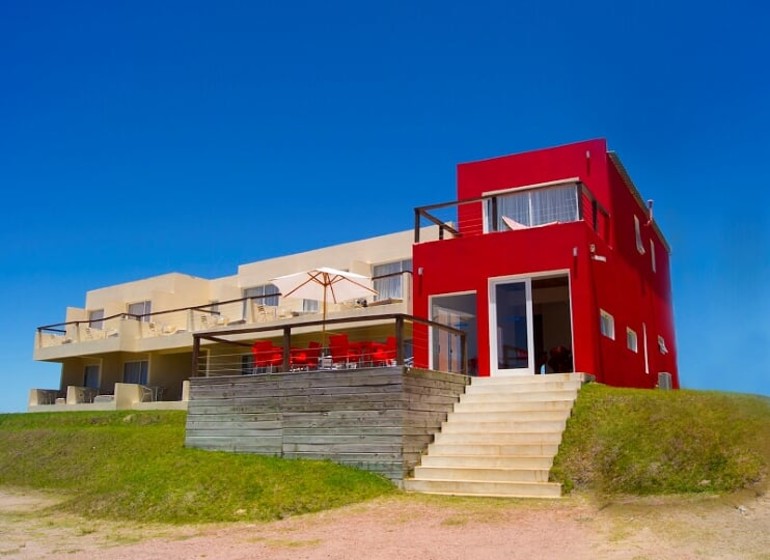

{"left": 607, "top": 151, "right": 672, "bottom": 254}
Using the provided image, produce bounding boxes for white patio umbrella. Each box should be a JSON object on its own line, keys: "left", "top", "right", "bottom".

{"left": 270, "top": 267, "right": 377, "bottom": 346}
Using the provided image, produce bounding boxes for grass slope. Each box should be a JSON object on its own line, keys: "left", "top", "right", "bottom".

{"left": 0, "top": 411, "right": 394, "bottom": 523}
{"left": 551, "top": 384, "right": 770, "bottom": 495}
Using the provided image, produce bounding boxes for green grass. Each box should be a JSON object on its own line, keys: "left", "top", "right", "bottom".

{"left": 0, "top": 411, "right": 394, "bottom": 523}
{"left": 551, "top": 384, "right": 770, "bottom": 495}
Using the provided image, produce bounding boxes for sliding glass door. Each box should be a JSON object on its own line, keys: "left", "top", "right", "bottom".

{"left": 490, "top": 279, "right": 534, "bottom": 375}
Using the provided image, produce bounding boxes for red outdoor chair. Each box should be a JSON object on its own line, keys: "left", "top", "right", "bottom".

{"left": 329, "top": 334, "right": 351, "bottom": 367}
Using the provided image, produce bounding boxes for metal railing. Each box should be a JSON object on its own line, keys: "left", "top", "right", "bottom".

{"left": 35, "top": 272, "right": 414, "bottom": 348}
{"left": 192, "top": 312, "right": 467, "bottom": 377}
{"left": 414, "top": 183, "right": 610, "bottom": 243}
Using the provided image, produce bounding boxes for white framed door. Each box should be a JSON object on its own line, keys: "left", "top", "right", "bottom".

{"left": 489, "top": 278, "right": 534, "bottom": 375}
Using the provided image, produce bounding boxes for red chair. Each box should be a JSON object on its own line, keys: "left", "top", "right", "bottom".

{"left": 329, "top": 334, "right": 350, "bottom": 367}
{"left": 252, "top": 340, "right": 283, "bottom": 372}
{"left": 291, "top": 341, "right": 323, "bottom": 370}
{"left": 373, "top": 336, "right": 397, "bottom": 366}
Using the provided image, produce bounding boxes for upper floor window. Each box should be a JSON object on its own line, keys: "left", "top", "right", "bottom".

{"left": 303, "top": 299, "right": 319, "bottom": 313}
{"left": 243, "top": 284, "right": 279, "bottom": 307}
{"left": 634, "top": 215, "right": 646, "bottom": 254}
{"left": 489, "top": 183, "right": 579, "bottom": 231}
{"left": 88, "top": 309, "right": 104, "bottom": 329}
{"left": 600, "top": 309, "right": 615, "bottom": 340}
{"left": 128, "top": 301, "right": 152, "bottom": 322}
{"left": 373, "top": 259, "right": 412, "bottom": 301}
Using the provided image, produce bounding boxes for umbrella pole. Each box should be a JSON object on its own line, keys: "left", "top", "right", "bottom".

{"left": 322, "top": 288, "right": 327, "bottom": 351}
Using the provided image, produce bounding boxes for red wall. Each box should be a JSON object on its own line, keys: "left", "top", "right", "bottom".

{"left": 413, "top": 139, "right": 679, "bottom": 389}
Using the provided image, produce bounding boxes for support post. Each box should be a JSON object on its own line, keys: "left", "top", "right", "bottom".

{"left": 192, "top": 335, "right": 201, "bottom": 377}
{"left": 395, "top": 315, "right": 404, "bottom": 366}
{"left": 283, "top": 326, "right": 291, "bottom": 372}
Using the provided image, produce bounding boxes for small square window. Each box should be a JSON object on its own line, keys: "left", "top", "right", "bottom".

{"left": 626, "top": 328, "right": 638, "bottom": 352}
{"left": 634, "top": 216, "right": 646, "bottom": 255}
{"left": 600, "top": 309, "right": 615, "bottom": 340}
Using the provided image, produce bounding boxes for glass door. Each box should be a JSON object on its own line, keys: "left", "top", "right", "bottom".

{"left": 490, "top": 279, "right": 534, "bottom": 375}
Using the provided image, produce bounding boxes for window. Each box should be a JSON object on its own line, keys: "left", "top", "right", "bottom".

{"left": 650, "top": 239, "right": 656, "bottom": 272}
{"left": 302, "top": 299, "right": 319, "bottom": 313}
{"left": 658, "top": 335, "right": 668, "bottom": 355}
{"left": 241, "top": 354, "right": 254, "bottom": 375}
{"left": 626, "top": 328, "right": 638, "bottom": 352}
{"left": 123, "top": 361, "right": 148, "bottom": 385}
{"left": 600, "top": 309, "right": 615, "bottom": 340}
{"left": 88, "top": 309, "right": 104, "bottom": 329}
{"left": 491, "top": 184, "right": 579, "bottom": 231}
{"left": 83, "top": 365, "right": 100, "bottom": 389}
{"left": 634, "top": 216, "right": 646, "bottom": 254}
{"left": 373, "top": 259, "right": 412, "bottom": 301}
{"left": 243, "top": 284, "right": 279, "bottom": 307}
{"left": 128, "top": 301, "right": 152, "bottom": 322}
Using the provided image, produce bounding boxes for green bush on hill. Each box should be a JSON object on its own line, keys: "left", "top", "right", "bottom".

{"left": 0, "top": 411, "right": 394, "bottom": 523}
{"left": 551, "top": 384, "right": 770, "bottom": 495}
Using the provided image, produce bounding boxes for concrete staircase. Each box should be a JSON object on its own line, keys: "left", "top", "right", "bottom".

{"left": 404, "top": 373, "right": 587, "bottom": 498}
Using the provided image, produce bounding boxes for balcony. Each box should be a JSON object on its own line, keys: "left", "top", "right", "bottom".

{"left": 414, "top": 181, "right": 609, "bottom": 243}
{"left": 34, "top": 270, "right": 414, "bottom": 358}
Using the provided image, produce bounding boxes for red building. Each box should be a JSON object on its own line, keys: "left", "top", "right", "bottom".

{"left": 413, "top": 139, "right": 678, "bottom": 389}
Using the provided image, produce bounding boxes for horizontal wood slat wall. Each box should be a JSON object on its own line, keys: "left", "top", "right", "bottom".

{"left": 185, "top": 367, "right": 468, "bottom": 485}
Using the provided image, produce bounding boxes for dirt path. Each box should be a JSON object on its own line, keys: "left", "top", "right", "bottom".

{"left": 0, "top": 489, "right": 767, "bottom": 559}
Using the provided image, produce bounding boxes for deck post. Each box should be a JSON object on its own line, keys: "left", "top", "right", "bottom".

{"left": 192, "top": 335, "right": 201, "bottom": 377}
{"left": 395, "top": 315, "right": 404, "bottom": 365}
{"left": 282, "top": 326, "right": 291, "bottom": 371}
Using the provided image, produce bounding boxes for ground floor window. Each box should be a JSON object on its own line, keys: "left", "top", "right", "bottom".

{"left": 626, "top": 328, "right": 638, "bottom": 352}
{"left": 83, "top": 365, "right": 100, "bottom": 389}
{"left": 241, "top": 354, "right": 254, "bottom": 375}
{"left": 123, "top": 361, "right": 148, "bottom": 385}
{"left": 600, "top": 309, "right": 615, "bottom": 340}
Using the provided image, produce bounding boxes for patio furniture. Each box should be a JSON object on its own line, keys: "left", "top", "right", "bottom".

{"left": 329, "top": 334, "right": 353, "bottom": 368}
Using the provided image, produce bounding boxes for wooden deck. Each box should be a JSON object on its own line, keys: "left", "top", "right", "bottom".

{"left": 185, "top": 367, "right": 469, "bottom": 486}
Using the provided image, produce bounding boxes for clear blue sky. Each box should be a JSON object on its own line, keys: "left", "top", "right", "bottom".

{"left": 1, "top": 0, "right": 768, "bottom": 412}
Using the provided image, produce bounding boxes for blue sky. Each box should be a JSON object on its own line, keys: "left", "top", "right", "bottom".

{"left": 1, "top": 0, "right": 768, "bottom": 412}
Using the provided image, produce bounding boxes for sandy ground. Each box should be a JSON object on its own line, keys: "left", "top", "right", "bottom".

{"left": 0, "top": 489, "right": 768, "bottom": 560}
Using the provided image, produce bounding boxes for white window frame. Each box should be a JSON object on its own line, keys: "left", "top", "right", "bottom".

{"left": 600, "top": 309, "right": 615, "bottom": 340}
{"left": 626, "top": 327, "right": 638, "bottom": 353}
{"left": 123, "top": 360, "right": 149, "bottom": 385}
{"left": 127, "top": 301, "right": 152, "bottom": 322}
{"left": 634, "top": 215, "right": 646, "bottom": 254}
{"left": 243, "top": 284, "right": 279, "bottom": 317}
{"left": 658, "top": 335, "right": 668, "bottom": 355}
{"left": 302, "top": 299, "right": 319, "bottom": 313}
{"left": 88, "top": 309, "right": 105, "bottom": 330}
{"left": 372, "top": 259, "right": 412, "bottom": 301}
{"left": 486, "top": 183, "right": 580, "bottom": 232}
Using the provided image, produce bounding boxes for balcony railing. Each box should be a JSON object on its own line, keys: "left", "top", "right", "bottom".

{"left": 35, "top": 271, "right": 413, "bottom": 349}
{"left": 414, "top": 182, "right": 610, "bottom": 243}
{"left": 193, "top": 312, "right": 468, "bottom": 376}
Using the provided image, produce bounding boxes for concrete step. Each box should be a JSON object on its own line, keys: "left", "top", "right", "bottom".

{"left": 440, "top": 420, "right": 566, "bottom": 433}
{"left": 420, "top": 454, "right": 554, "bottom": 469}
{"left": 433, "top": 431, "right": 562, "bottom": 445}
{"left": 453, "top": 399, "right": 574, "bottom": 413}
{"left": 470, "top": 373, "right": 582, "bottom": 385}
{"left": 427, "top": 442, "right": 560, "bottom": 456}
{"left": 466, "top": 380, "right": 581, "bottom": 394}
{"left": 460, "top": 390, "right": 578, "bottom": 403}
{"left": 447, "top": 410, "right": 570, "bottom": 423}
{"left": 403, "top": 478, "right": 562, "bottom": 499}
{"left": 413, "top": 465, "right": 550, "bottom": 483}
